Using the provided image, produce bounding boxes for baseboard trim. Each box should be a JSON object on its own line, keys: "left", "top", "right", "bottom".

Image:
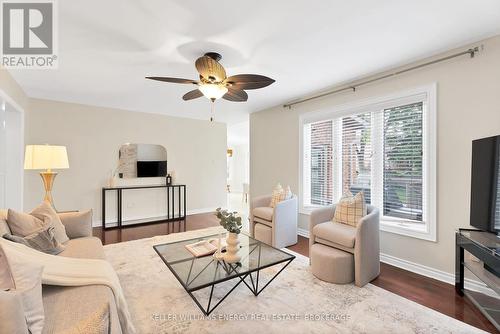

{"left": 379, "top": 253, "right": 495, "bottom": 296}
{"left": 297, "top": 228, "right": 310, "bottom": 238}
{"left": 296, "top": 228, "right": 495, "bottom": 296}
{"left": 92, "top": 207, "right": 214, "bottom": 227}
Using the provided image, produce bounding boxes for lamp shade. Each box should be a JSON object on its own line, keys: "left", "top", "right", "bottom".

{"left": 24, "top": 145, "right": 69, "bottom": 170}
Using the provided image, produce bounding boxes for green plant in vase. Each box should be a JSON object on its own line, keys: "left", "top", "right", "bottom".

{"left": 215, "top": 208, "right": 242, "bottom": 234}
{"left": 215, "top": 208, "right": 242, "bottom": 264}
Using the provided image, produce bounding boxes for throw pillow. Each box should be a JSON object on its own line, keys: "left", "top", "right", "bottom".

{"left": 31, "top": 201, "right": 69, "bottom": 244}
{"left": 0, "top": 243, "right": 44, "bottom": 334}
{"left": 58, "top": 210, "right": 93, "bottom": 239}
{"left": 6, "top": 209, "right": 46, "bottom": 237}
{"left": 333, "top": 192, "right": 367, "bottom": 227}
{"left": 270, "top": 184, "right": 294, "bottom": 208}
{"left": 3, "top": 225, "right": 65, "bottom": 255}
{"left": 284, "top": 186, "right": 293, "bottom": 200}
{"left": 269, "top": 183, "right": 284, "bottom": 208}
{"left": 0, "top": 290, "right": 29, "bottom": 334}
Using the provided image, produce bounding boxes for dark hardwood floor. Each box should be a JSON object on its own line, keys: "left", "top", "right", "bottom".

{"left": 94, "top": 216, "right": 498, "bottom": 333}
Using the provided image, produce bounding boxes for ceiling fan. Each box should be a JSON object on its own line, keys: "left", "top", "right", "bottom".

{"left": 146, "top": 52, "right": 275, "bottom": 106}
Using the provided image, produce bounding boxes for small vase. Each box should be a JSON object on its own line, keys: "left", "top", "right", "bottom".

{"left": 224, "top": 232, "right": 241, "bottom": 264}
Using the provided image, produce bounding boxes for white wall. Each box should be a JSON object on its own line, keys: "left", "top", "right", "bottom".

{"left": 250, "top": 35, "right": 500, "bottom": 275}
{"left": 24, "top": 98, "right": 227, "bottom": 224}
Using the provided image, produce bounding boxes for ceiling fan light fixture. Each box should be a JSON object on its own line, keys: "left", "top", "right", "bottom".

{"left": 199, "top": 83, "right": 228, "bottom": 100}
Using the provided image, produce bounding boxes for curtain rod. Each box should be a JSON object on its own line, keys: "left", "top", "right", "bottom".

{"left": 283, "top": 46, "right": 480, "bottom": 109}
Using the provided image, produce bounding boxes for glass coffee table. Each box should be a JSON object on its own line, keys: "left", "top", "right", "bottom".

{"left": 153, "top": 233, "right": 295, "bottom": 315}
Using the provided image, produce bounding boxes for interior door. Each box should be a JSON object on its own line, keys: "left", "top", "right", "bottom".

{"left": 0, "top": 99, "right": 23, "bottom": 210}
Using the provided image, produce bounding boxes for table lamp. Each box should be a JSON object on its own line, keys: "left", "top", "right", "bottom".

{"left": 24, "top": 145, "right": 69, "bottom": 209}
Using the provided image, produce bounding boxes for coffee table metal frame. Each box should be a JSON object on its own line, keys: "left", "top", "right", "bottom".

{"left": 153, "top": 234, "right": 295, "bottom": 315}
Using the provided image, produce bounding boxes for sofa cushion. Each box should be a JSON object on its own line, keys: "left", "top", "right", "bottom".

{"left": 253, "top": 207, "right": 273, "bottom": 221}
{"left": 66, "top": 302, "right": 109, "bottom": 334}
{"left": 42, "top": 285, "right": 121, "bottom": 334}
{"left": 0, "top": 290, "right": 29, "bottom": 334}
{"left": 0, "top": 242, "right": 45, "bottom": 334}
{"left": 59, "top": 237, "right": 105, "bottom": 260}
{"left": 314, "top": 237, "right": 354, "bottom": 254}
{"left": 0, "top": 209, "right": 11, "bottom": 236}
{"left": 0, "top": 243, "right": 15, "bottom": 289}
{"left": 313, "top": 222, "right": 356, "bottom": 249}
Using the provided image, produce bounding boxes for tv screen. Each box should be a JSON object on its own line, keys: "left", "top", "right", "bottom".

{"left": 137, "top": 161, "right": 167, "bottom": 177}
{"left": 470, "top": 135, "right": 500, "bottom": 233}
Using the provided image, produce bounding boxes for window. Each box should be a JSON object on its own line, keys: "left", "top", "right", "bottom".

{"left": 303, "top": 120, "right": 333, "bottom": 206}
{"left": 341, "top": 112, "right": 372, "bottom": 203}
{"left": 301, "top": 85, "right": 436, "bottom": 241}
{"left": 383, "top": 102, "right": 423, "bottom": 222}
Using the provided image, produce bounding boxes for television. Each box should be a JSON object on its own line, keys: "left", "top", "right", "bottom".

{"left": 136, "top": 161, "right": 167, "bottom": 178}
{"left": 470, "top": 135, "right": 500, "bottom": 233}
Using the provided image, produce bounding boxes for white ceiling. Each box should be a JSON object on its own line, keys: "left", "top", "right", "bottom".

{"left": 8, "top": 0, "right": 500, "bottom": 124}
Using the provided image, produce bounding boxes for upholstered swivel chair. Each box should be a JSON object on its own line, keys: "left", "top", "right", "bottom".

{"left": 309, "top": 204, "right": 380, "bottom": 287}
{"left": 250, "top": 194, "right": 298, "bottom": 248}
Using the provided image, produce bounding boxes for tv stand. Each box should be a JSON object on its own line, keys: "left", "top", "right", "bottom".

{"left": 456, "top": 229, "right": 500, "bottom": 330}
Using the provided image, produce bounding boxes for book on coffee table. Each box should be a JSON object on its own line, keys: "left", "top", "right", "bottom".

{"left": 185, "top": 238, "right": 226, "bottom": 257}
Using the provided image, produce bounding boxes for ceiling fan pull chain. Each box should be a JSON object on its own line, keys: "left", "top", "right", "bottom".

{"left": 210, "top": 101, "right": 215, "bottom": 122}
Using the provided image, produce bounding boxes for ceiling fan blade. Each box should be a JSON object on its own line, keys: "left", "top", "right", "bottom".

{"left": 182, "top": 89, "right": 204, "bottom": 101}
{"left": 146, "top": 77, "right": 198, "bottom": 84}
{"left": 225, "top": 74, "right": 275, "bottom": 90}
{"left": 223, "top": 88, "right": 248, "bottom": 102}
{"left": 195, "top": 56, "right": 227, "bottom": 82}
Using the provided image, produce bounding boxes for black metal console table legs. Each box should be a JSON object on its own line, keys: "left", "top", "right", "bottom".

{"left": 102, "top": 184, "right": 187, "bottom": 230}
{"left": 455, "top": 232, "right": 465, "bottom": 295}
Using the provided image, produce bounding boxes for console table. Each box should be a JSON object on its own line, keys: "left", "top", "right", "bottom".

{"left": 456, "top": 228, "right": 500, "bottom": 330}
{"left": 101, "top": 184, "right": 186, "bottom": 230}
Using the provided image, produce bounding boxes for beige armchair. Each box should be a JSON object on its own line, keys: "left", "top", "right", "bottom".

{"left": 250, "top": 194, "right": 298, "bottom": 248}
{"left": 309, "top": 204, "right": 380, "bottom": 287}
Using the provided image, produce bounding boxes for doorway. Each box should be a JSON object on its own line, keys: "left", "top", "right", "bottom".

{"left": 226, "top": 121, "right": 249, "bottom": 231}
{"left": 0, "top": 94, "right": 24, "bottom": 210}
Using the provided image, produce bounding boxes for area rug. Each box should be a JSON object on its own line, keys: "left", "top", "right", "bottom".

{"left": 104, "top": 227, "right": 485, "bottom": 334}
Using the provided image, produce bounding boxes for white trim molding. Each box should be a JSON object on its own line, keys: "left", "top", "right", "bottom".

{"left": 299, "top": 84, "right": 437, "bottom": 242}
{"left": 92, "top": 207, "right": 215, "bottom": 227}
{"left": 297, "top": 228, "right": 310, "bottom": 238}
{"left": 380, "top": 253, "right": 495, "bottom": 297}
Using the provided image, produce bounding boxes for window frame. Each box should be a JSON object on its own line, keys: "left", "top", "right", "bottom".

{"left": 299, "top": 84, "right": 437, "bottom": 241}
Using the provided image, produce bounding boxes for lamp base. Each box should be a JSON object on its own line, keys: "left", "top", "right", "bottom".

{"left": 40, "top": 171, "right": 58, "bottom": 210}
